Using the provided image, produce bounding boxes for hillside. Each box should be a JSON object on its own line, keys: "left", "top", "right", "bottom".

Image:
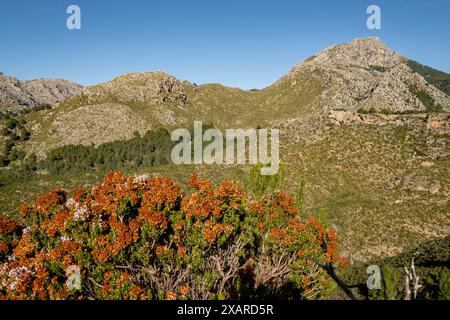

{"left": 1, "top": 37, "right": 449, "bottom": 264}
{"left": 407, "top": 60, "right": 450, "bottom": 96}
{"left": 0, "top": 71, "right": 82, "bottom": 112}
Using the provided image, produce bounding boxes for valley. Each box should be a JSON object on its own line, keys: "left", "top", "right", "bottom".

{"left": 1, "top": 37, "right": 449, "bottom": 267}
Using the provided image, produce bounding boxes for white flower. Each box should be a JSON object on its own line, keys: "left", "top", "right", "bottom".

{"left": 66, "top": 197, "right": 89, "bottom": 221}
{"left": 22, "top": 227, "right": 31, "bottom": 234}
{"left": 60, "top": 236, "right": 71, "bottom": 242}
{"left": 7, "top": 266, "right": 33, "bottom": 291}
{"left": 74, "top": 205, "right": 89, "bottom": 221}
{"left": 65, "top": 198, "right": 77, "bottom": 207}
{"left": 134, "top": 174, "right": 150, "bottom": 183}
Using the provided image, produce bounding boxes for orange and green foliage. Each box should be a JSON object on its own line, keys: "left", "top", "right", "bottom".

{"left": 0, "top": 171, "right": 346, "bottom": 300}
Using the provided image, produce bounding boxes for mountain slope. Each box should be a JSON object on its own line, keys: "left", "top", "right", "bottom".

{"left": 23, "top": 37, "right": 450, "bottom": 154}
{"left": 285, "top": 37, "right": 450, "bottom": 113}
{"left": 407, "top": 59, "right": 450, "bottom": 96}
{"left": 4, "top": 37, "right": 450, "bottom": 263}
{"left": 0, "top": 72, "right": 82, "bottom": 111}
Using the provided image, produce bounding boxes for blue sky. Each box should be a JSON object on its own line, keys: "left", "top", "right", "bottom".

{"left": 1, "top": 0, "right": 449, "bottom": 89}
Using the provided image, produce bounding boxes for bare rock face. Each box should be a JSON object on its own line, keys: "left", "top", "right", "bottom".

{"left": 310, "top": 37, "right": 402, "bottom": 69}
{"left": 427, "top": 114, "right": 450, "bottom": 134}
{"left": 328, "top": 110, "right": 450, "bottom": 134}
{"left": 285, "top": 37, "right": 450, "bottom": 113}
{"left": 0, "top": 72, "right": 82, "bottom": 109}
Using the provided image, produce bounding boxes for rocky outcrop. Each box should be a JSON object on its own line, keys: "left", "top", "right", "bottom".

{"left": 284, "top": 37, "right": 450, "bottom": 114}
{"left": 87, "top": 71, "right": 188, "bottom": 105}
{"left": 427, "top": 114, "right": 450, "bottom": 134}
{"left": 328, "top": 110, "right": 450, "bottom": 134}
{"left": 0, "top": 72, "right": 82, "bottom": 110}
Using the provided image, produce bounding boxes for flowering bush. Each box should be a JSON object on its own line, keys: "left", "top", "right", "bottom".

{"left": 0, "top": 172, "right": 347, "bottom": 300}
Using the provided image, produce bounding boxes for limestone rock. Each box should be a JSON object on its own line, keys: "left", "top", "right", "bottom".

{"left": 284, "top": 37, "right": 450, "bottom": 114}
{"left": 0, "top": 73, "right": 82, "bottom": 110}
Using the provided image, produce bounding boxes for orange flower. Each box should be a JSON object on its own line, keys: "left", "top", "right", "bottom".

{"left": 138, "top": 207, "right": 168, "bottom": 230}
{"left": 301, "top": 276, "right": 310, "bottom": 286}
{"left": 0, "top": 240, "right": 8, "bottom": 253}
{"left": 201, "top": 222, "right": 228, "bottom": 244}
{"left": 188, "top": 173, "right": 212, "bottom": 192}
{"left": 174, "top": 222, "right": 183, "bottom": 231}
{"left": 251, "top": 202, "right": 265, "bottom": 215}
{"left": 179, "top": 285, "right": 189, "bottom": 295}
{"left": 102, "top": 271, "right": 113, "bottom": 286}
{"left": 34, "top": 189, "right": 66, "bottom": 216}
{"left": 165, "top": 291, "right": 177, "bottom": 300}
{"left": 0, "top": 215, "right": 20, "bottom": 234}
{"left": 102, "top": 284, "right": 112, "bottom": 296}
{"left": 257, "top": 222, "right": 265, "bottom": 231}
{"left": 19, "top": 203, "right": 31, "bottom": 218}
{"left": 155, "top": 245, "right": 166, "bottom": 256}
{"left": 129, "top": 285, "right": 144, "bottom": 299}
{"left": 13, "top": 234, "right": 35, "bottom": 259}
{"left": 2, "top": 170, "right": 346, "bottom": 300}
{"left": 177, "top": 246, "right": 186, "bottom": 257}
{"left": 116, "top": 272, "right": 129, "bottom": 287}
{"left": 338, "top": 257, "right": 349, "bottom": 268}
{"left": 297, "top": 249, "right": 306, "bottom": 257}
{"left": 42, "top": 209, "right": 70, "bottom": 237}
{"left": 72, "top": 188, "right": 86, "bottom": 203}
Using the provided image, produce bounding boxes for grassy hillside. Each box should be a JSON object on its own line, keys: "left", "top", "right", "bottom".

{"left": 2, "top": 111, "right": 448, "bottom": 264}
{"left": 1, "top": 39, "right": 449, "bottom": 268}
{"left": 280, "top": 121, "right": 449, "bottom": 262}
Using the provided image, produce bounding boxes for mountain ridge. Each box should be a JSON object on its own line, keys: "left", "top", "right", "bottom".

{"left": 14, "top": 37, "right": 450, "bottom": 155}
{"left": 0, "top": 72, "right": 83, "bottom": 111}
{"left": 1, "top": 37, "right": 449, "bottom": 262}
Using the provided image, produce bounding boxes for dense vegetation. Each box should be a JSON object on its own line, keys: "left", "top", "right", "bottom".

{"left": 44, "top": 128, "right": 173, "bottom": 174}
{"left": 407, "top": 59, "right": 450, "bottom": 96}
{"left": 0, "top": 115, "right": 31, "bottom": 167}
{"left": 0, "top": 128, "right": 174, "bottom": 186}
{"left": 339, "top": 236, "right": 450, "bottom": 300}
{"left": 408, "top": 85, "right": 444, "bottom": 113}
{"left": 0, "top": 171, "right": 346, "bottom": 300}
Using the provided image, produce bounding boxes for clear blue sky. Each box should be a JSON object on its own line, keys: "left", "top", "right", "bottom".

{"left": 1, "top": 0, "right": 449, "bottom": 89}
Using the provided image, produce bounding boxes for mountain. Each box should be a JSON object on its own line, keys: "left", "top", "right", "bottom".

{"left": 24, "top": 38, "right": 450, "bottom": 151}
{"left": 2, "top": 37, "right": 449, "bottom": 263}
{"left": 284, "top": 37, "right": 450, "bottom": 113}
{"left": 0, "top": 71, "right": 83, "bottom": 112}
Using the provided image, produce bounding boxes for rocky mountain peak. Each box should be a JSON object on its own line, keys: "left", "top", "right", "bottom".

{"left": 303, "top": 37, "right": 402, "bottom": 70}
{"left": 87, "top": 71, "right": 188, "bottom": 104}
{"left": 284, "top": 37, "right": 450, "bottom": 114}
{"left": 0, "top": 72, "right": 82, "bottom": 110}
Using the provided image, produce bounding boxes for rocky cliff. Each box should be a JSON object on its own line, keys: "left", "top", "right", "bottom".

{"left": 0, "top": 72, "right": 82, "bottom": 111}
{"left": 284, "top": 37, "right": 450, "bottom": 113}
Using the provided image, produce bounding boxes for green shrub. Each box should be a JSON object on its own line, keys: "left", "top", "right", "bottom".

{"left": 420, "top": 268, "right": 450, "bottom": 300}
{"left": 368, "top": 265, "right": 401, "bottom": 300}
{"left": 243, "top": 164, "right": 285, "bottom": 199}
{"left": 43, "top": 128, "right": 174, "bottom": 175}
